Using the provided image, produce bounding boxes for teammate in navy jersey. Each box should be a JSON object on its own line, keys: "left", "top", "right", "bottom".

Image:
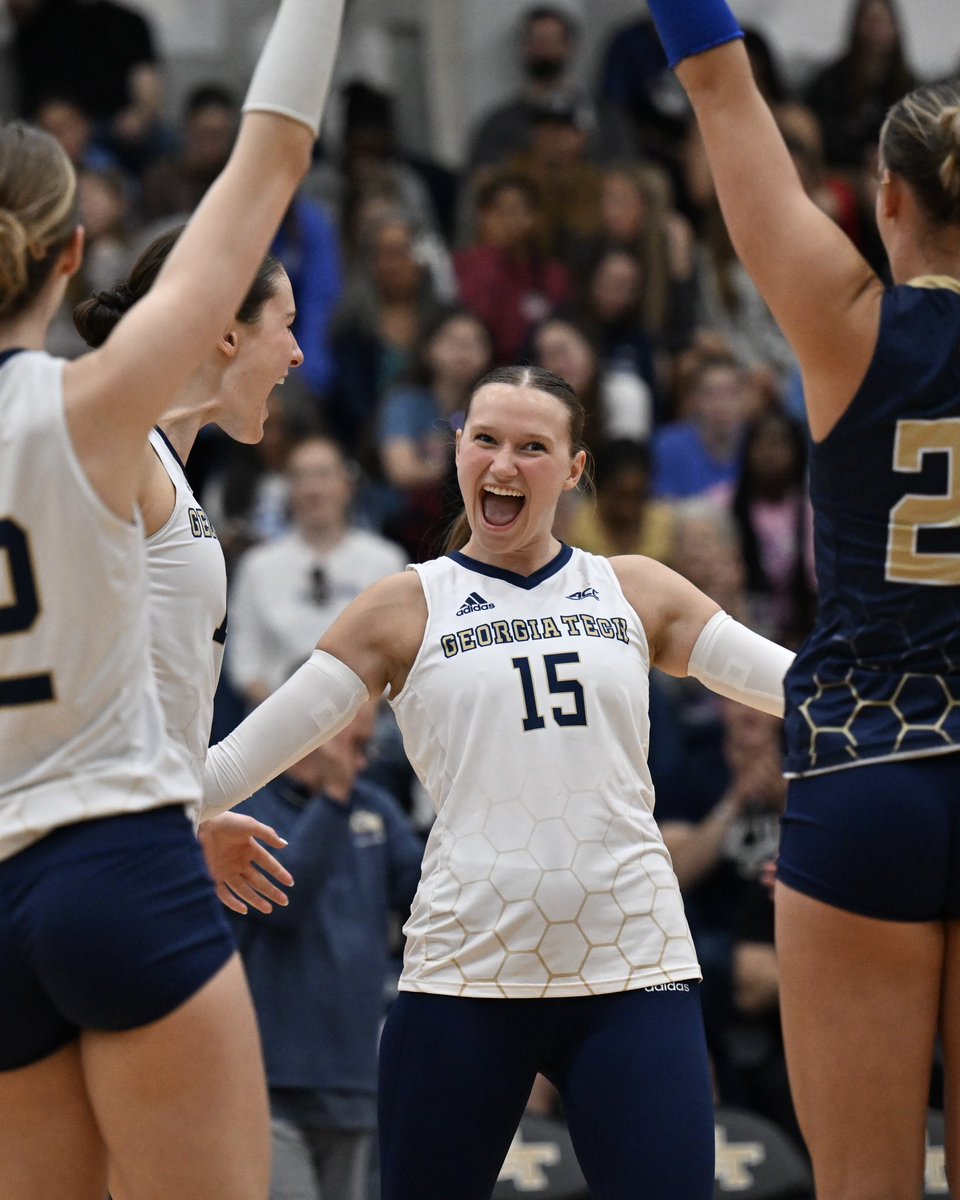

{"left": 75, "top": 228, "right": 305, "bottom": 916}
{"left": 0, "top": 0, "right": 345, "bottom": 1195}
{"left": 644, "top": 1, "right": 960, "bottom": 1195}
{"left": 203, "top": 364, "right": 794, "bottom": 1200}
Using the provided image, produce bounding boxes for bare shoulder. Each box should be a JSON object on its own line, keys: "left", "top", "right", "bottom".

{"left": 319, "top": 569, "right": 427, "bottom": 697}
{"left": 609, "top": 554, "right": 718, "bottom": 672}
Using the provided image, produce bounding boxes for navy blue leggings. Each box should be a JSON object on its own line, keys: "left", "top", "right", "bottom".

{"left": 378, "top": 986, "right": 714, "bottom": 1200}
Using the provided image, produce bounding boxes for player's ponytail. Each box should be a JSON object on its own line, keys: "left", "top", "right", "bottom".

{"left": 882, "top": 82, "right": 960, "bottom": 226}
{"left": 938, "top": 105, "right": 960, "bottom": 214}
{"left": 0, "top": 122, "right": 78, "bottom": 319}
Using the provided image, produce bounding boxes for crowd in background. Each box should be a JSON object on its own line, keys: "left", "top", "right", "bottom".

{"left": 4, "top": 0, "right": 954, "bottom": 1184}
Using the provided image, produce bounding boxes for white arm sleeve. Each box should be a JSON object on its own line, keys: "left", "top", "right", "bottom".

{"left": 201, "top": 650, "right": 369, "bottom": 819}
{"left": 243, "top": 0, "right": 346, "bottom": 135}
{"left": 687, "top": 611, "right": 795, "bottom": 718}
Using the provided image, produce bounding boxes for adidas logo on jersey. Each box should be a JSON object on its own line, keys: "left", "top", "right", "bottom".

{"left": 456, "top": 591, "right": 495, "bottom": 615}
{"left": 566, "top": 587, "right": 600, "bottom": 601}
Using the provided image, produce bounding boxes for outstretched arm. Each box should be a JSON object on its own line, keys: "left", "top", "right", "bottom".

{"left": 201, "top": 571, "right": 427, "bottom": 818}
{"left": 646, "top": 0, "right": 884, "bottom": 439}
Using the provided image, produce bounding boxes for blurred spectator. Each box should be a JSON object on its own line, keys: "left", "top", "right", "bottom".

{"left": 8, "top": 0, "right": 172, "bottom": 173}
{"left": 306, "top": 81, "right": 451, "bottom": 245}
{"left": 693, "top": 200, "right": 797, "bottom": 388}
{"left": 566, "top": 438, "right": 675, "bottom": 563}
{"left": 139, "top": 84, "right": 239, "bottom": 223}
{"left": 32, "top": 94, "right": 119, "bottom": 172}
{"left": 652, "top": 351, "right": 750, "bottom": 500}
{"left": 226, "top": 435, "right": 406, "bottom": 706}
{"left": 803, "top": 0, "right": 916, "bottom": 171}
{"left": 532, "top": 316, "right": 653, "bottom": 445}
{"left": 778, "top": 103, "right": 862, "bottom": 246}
{"left": 587, "top": 164, "right": 698, "bottom": 356}
{"left": 329, "top": 210, "right": 446, "bottom": 458}
{"left": 506, "top": 100, "right": 604, "bottom": 268}
{"left": 467, "top": 5, "right": 635, "bottom": 171}
{"left": 272, "top": 196, "right": 343, "bottom": 404}
{"left": 454, "top": 173, "right": 572, "bottom": 365}
{"left": 231, "top": 699, "right": 423, "bottom": 1200}
{"left": 597, "top": 17, "right": 689, "bottom": 163}
{"left": 575, "top": 247, "right": 666, "bottom": 420}
{"left": 47, "top": 165, "right": 134, "bottom": 359}
{"left": 728, "top": 877, "right": 804, "bottom": 1149}
{"left": 656, "top": 702, "right": 786, "bottom": 1103}
{"left": 377, "top": 307, "right": 493, "bottom": 560}
{"left": 202, "top": 391, "right": 312, "bottom": 566}
{"left": 730, "top": 409, "right": 817, "bottom": 648}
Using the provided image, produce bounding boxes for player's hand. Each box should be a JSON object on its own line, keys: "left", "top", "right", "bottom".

{"left": 198, "top": 811, "right": 294, "bottom": 915}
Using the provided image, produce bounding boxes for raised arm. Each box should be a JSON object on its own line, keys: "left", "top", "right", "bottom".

{"left": 647, "top": 2, "right": 884, "bottom": 439}
{"left": 63, "top": 0, "right": 346, "bottom": 516}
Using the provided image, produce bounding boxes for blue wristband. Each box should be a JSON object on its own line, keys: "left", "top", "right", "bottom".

{"left": 646, "top": 0, "right": 744, "bottom": 70}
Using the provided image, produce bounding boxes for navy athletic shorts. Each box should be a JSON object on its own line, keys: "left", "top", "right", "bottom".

{"left": 779, "top": 752, "right": 960, "bottom": 921}
{"left": 378, "top": 984, "right": 714, "bottom": 1200}
{"left": 0, "top": 804, "right": 236, "bottom": 1070}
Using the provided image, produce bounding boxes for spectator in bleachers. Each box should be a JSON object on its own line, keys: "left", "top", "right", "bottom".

{"left": 202, "top": 391, "right": 312, "bottom": 567}
{"left": 139, "top": 85, "right": 239, "bottom": 224}
{"left": 231, "top": 698, "right": 423, "bottom": 1200}
{"left": 693, "top": 200, "right": 797, "bottom": 389}
{"left": 652, "top": 350, "right": 751, "bottom": 500}
{"left": 8, "top": 0, "right": 172, "bottom": 173}
{"left": 577, "top": 164, "right": 698, "bottom": 361}
{"left": 467, "top": 5, "right": 635, "bottom": 171}
{"left": 532, "top": 315, "right": 654, "bottom": 445}
{"left": 272, "top": 196, "right": 343, "bottom": 405}
{"left": 329, "top": 210, "right": 446, "bottom": 458}
{"left": 803, "top": 0, "right": 916, "bottom": 171}
{"left": 226, "top": 435, "right": 405, "bottom": 707}
{"left": 504, "top": 100, "right": 604, "bottom": 269}
{"left": 306, "top": 81, "right": 449, "bottom": 246}
{"left": 377, "top": 307, "right": 493, "bottom": 560}
{"left": 455, "top": 173, "right": 572, "bottom": 365}
{"left": 597, "top": 16, "right": 689, "bottom": 165}
{"left": 575, "top": 248, "right": 666, "bottom": 421}
{"left": 730, "top": 409, "right": 817, "bottom": 648}
{"left": 32, "top": 94, "right": 119, "bottom": 172}
{"left": 566, "top": 438, "right": 676, "bottom": 564}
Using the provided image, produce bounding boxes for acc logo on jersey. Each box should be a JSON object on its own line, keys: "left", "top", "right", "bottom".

{"left": 566, "top": 587, "right": 599, "bottom": 601}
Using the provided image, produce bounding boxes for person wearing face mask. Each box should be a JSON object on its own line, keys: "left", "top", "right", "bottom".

{"left": 466, "top": 5, "right": 636, "bottom": 172}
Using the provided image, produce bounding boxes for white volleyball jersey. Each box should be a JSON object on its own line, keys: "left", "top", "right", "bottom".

{"left": 391, "top": 544, "right": 700, "bottom": 998}
{"left": 146, "top": 429, "right": 227, "bottom": 800}
{"left": 0, "top": 350, "right": 198, "bottom": 862}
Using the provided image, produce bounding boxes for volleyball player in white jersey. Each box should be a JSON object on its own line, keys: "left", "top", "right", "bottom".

{"left": 0, "top": 1, "right": 345, "bottom": 1196}
{"left": 203, "top": 364, "right": 795, "bottom": 1200}
{"left": 74, "top": 228, "right": 304, "bottom": 914}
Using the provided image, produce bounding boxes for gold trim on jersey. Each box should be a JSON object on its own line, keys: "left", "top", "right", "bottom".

{"left": 906, "top": 274, "right": 960, "bottom": 294}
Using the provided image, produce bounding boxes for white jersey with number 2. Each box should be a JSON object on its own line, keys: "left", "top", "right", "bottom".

{"left": 0, "top": 350, "right": 197, "bottom": 862}
{"left": 391, "top": 543, "right": 700, "bottom": 999}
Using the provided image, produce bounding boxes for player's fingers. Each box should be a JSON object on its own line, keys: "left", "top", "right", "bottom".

{"left": 250, "top": 822, "right": 289, "bottom": 851}
{"left": 217, "top": 881, "right": 249, "bottom": 915}
{"left": 250, "top": 844, "right": 294, "bottom": 887}
{"left": 227, "top": 875, "right": 275, "bottom": 914}
{"left": 243, "top": 868, "right": 290, "bottom": 907}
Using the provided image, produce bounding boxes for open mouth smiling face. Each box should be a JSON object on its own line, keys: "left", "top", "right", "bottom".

{"left": 481, "top": 484, "right": 526, "bottom": 529}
